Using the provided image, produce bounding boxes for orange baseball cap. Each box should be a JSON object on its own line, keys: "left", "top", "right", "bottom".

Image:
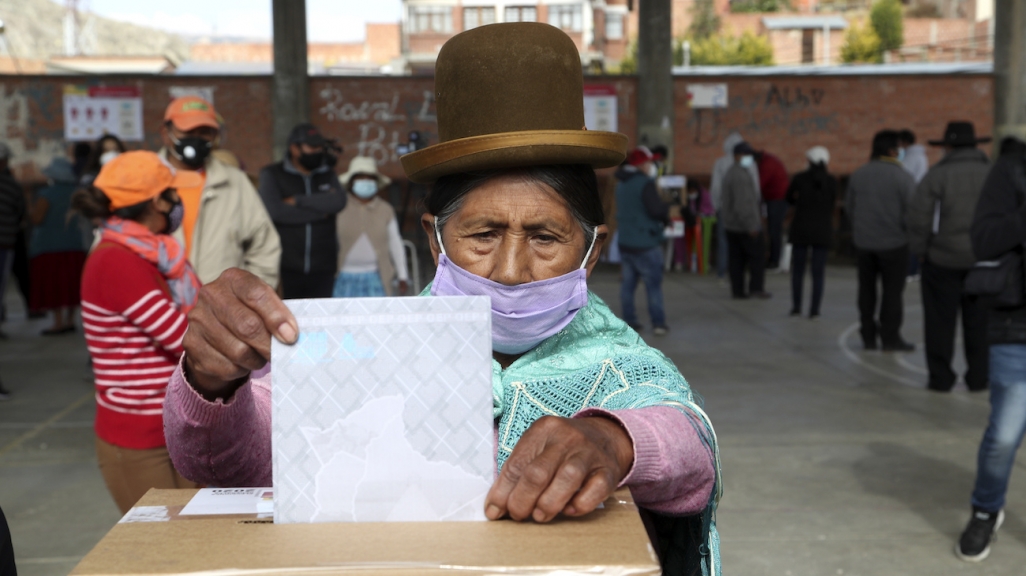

{"left": 94, "top": 151, "right": 204, "bottom": 210}
{"left": 164, "top": 96, "right": 221, "bottom": 132}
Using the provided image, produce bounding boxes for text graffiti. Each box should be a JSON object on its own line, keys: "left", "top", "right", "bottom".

{"left": 318, "top": 89, "right": 437, "bottom": 166}
{"left": 687, "top": 83, "right": 837, "bottom": 147}
{"left": 0, "top": 84, "right": 67, "bottom": 177}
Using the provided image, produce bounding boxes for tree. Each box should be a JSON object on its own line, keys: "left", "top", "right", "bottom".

{"left": 685, "top": 31, "right": 774, "bottom": 66}
{"left": 870, "top": 0, "right": 904, "bottom": 53}
{"left": 688, "top": 0, "right": 721, "bottom": 41}
{"left": 617, "top": 40, "right": 638, "bottom": 74}
{"left": 731, "top": 0, "right": 791, "bottom": 13}
{"left": 840, "top": 21, "right": 883, "bottom": 64}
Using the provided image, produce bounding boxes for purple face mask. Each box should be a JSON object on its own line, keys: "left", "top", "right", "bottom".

{"left": 430, "top": 217, "right": 596, "bottom": 355}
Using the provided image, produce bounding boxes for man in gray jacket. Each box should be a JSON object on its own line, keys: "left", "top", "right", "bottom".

{"left": 907, "top": 122, "right": 992, "bottom": 391}
{"left": 710, "top": 132, "right": 759, "bottom": 279}
{"left": 847, "top": 130, "right": 917, "bottom": 351}
{"left": 722, "top": 142, "right": 770, "bottom": 299}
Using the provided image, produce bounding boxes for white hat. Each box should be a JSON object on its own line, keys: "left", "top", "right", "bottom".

{"left": 339, "top": 156, "right": 391, "bottom": 189}
{"left": 806, "top": 146, "right": 830, "bottom": 165}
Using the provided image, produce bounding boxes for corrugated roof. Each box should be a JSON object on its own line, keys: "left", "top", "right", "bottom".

{"left": 763, "top": 16, "right": 849, "bottom": 30}
{"left": 673, "top": 62, "right": 992, "bottom": 76}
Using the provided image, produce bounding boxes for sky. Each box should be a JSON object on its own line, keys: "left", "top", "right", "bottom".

{"left": 81, "top": 0, "right": 403, "bottom": 42}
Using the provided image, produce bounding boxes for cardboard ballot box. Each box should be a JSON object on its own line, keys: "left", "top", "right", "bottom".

{"left": 71, "top": 488, "right": 661, "bottom": 576}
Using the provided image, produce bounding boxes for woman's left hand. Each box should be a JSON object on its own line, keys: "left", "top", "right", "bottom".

{"left": 484, "top": 416, "right": 633, "bottom": 523}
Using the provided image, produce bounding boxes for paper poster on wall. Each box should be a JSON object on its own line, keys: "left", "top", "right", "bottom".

{"left": 686, "top": 83, "right": 728, "bottom": 108}
{"left": 169, "top": 86, "right": 215, "bottom": 105}
{"left": 583, "top": 85, "right": 618, "bottom": 133}
{"left": 63, "top": 86, "right": 144, "bottom": 142}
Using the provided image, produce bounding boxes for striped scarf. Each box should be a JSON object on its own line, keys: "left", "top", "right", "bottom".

{"left": 101, "top": 217, "right": 201, "bottom": 314}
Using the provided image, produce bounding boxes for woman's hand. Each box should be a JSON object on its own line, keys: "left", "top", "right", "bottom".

{"left": 183, "top": 268, "right": 298, "bottom": 401}
{"left": 484, "top": 416, "right": 634, "bottom": 523}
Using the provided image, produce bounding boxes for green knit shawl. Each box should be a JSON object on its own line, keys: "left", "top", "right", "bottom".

{"left": 423, "top": 287, "right": 722, "bottom": 575}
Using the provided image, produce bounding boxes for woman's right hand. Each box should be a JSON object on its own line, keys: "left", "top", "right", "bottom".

{"left": 183, "top": 268, "right": 298, "bottom": 401}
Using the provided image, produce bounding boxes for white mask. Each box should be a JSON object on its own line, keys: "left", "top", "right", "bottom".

{"left": 646, "top": 164, "right": 659, "bottom": 179}
{"left": 739, "top": 155, "right": 755, "bottom": 168}
{"left": 99, "top": 150, "right": 119, "bottom": 166}
{"left": 352, "top": 179, "right": 378, "bottom": 199}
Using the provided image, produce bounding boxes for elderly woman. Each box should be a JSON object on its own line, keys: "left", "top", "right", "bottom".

{"left": 164, "top": 22, "right": 720, "bottom": 573}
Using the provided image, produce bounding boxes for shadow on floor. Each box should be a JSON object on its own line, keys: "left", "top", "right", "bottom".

{"left": 852, "top": 441, "right": 1026, "bottom": 548}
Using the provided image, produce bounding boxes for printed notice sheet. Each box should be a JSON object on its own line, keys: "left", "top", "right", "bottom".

{"left": 180, "top": 488, "right": 274, "bottom": 516}
{"left": 271, "top": 296, "right": 494, "bottom": 523}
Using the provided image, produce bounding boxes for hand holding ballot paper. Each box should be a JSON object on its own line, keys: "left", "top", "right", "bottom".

{"left": 162, "top": 20, "right": 721, "bottom": 575}
{"left": 177, "top": 270, "right": 636, "bottom": 523}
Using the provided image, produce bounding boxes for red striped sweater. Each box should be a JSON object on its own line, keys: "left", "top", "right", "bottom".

{"left": 81, "top": 242, "right": 189, "bottom": 449}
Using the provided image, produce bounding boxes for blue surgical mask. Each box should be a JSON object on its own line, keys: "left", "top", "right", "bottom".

{"left": 897, "top": 148, "right": 906, "bottom": 162}
{"left": 352, "top": 179, "right": 378, "bottom": 199}
{"left": 739, "top": 155, "right": 754, "bottom": 168}
{"left": 430, "top": 217, "right": 597, "bottom": 355}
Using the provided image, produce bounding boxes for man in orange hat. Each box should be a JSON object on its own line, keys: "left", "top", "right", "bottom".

{"left": 159, "top": 96, "right": 280, "bottom": 286}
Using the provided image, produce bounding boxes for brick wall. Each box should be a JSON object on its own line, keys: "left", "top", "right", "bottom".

{"left": 673, "top": 72, "right": 993, "bottom": 181}
{"left": 0, "top": 72, "right": 993, "bottom": 186}
{"left": 0, "top": 76, "right": 274, "bottom": 183}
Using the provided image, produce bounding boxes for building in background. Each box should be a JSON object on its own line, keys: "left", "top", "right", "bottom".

{"left": 187, "top": 24, "right": 403, "bottom": 76}
{"left": 400, "top": 0, "right": 631, "bottom": 74}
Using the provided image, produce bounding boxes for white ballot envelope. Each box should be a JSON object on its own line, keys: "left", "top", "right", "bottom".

{"left": 271, "top": 296, "right": 494, "bottom": 523}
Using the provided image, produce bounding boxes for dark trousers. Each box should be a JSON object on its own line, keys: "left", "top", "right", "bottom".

{"left": 727, "top": 231, "right": 766, "bottom": 297}
{"left": 921, "top": 260, "right": 989, "bottom": 391}
{"left": 791, "top": 244, "right": 828, "bottom": 316}
{"left": 0, "top": 505, "right": 14, "bottom": 576}
{"left": 857, "top": 246, "right": 909, "bottom": 347}
{"left": 765, "top": 199, "right": 788, "bottom": 268}
{"left": 281, "top": 270, "right": 336, "bottom": 300}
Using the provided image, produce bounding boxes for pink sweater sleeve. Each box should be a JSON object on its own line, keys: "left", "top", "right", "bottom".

{"left": 163, "top": 359, "right": 273, "bottom": 487}
{"left": 574, "top": 405, "right": 715, "bottom": 516}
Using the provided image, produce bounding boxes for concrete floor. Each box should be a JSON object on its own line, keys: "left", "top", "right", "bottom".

{"left": 1, "top": 265, "right": 1024, "bottom": 575}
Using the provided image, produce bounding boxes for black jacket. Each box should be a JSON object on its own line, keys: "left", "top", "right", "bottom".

{"left": 970, "top": 154, "right": 1026, "bottom": 344}
{"left": 786, "top": 165, "right": 837, "bottom": 248}
{"left": 258, "top": 160, "right": 346, "bottom": 274}
{"left": 0, "top": 170, "right": 24, "bottom": 249}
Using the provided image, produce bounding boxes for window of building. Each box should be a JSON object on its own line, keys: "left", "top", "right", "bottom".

{"left": 801, "top": 29, "right": 814, "bottom": 63}
{"left": 464, "top": 6, "right": 496, "bottom": 30}
{"left": 548, "top": 4, "right": 583, "bottom": 32}
{"left": 409, "top": 6, "right": 453, "bottom": 34}
{"left": 505, "top": 6, "right": 537, "bottom": 23}
{"left": 605, "top": 12, "right": 624, "bottom": 40}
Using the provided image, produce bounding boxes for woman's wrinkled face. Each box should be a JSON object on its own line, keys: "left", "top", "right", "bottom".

{"left": 422, "top": 174, "right": 607, "bottom": 286}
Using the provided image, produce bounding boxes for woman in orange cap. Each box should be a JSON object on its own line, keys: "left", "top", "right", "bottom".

{"left": 71, "top": 151, "right": 202, "bottom": 513}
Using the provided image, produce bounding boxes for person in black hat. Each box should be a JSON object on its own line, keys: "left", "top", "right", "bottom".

{"left": 846, "top": 130, "right": 917, "bottom": 351}
{"left": 257, "top": 123, "right": 347, "bottom": 299}
{"left": 907, "top": 121, "right": 992, "bottom": 393}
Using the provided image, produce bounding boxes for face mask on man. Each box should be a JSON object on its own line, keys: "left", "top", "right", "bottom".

{"left": 351, "top": 179, "right": 378, "bottom": 199}
{"left": 99, "top": 150, "right": 119, "bottom": 166}
{"left": 646, "top": 163, "right": 659, "bottom": 179}
{"left": 739, "top": 155, "right": 755, "bottom": 168}
{"left": 897, "top": 147, "right": 907, "bottom": 162}
{"left": 430, "top": 217, "right": 596, "bottom": 355}
{"left": 169, "top": 133, "right": 213, "bottom": 169}
{"left": 298, "top": 151, "right": 325, "bottom": 171}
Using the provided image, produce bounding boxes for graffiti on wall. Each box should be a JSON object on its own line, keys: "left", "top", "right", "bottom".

{"left": 687, "top": 83, "right": 838, "bottom": 147}
{"left": 318, "top": 89, "right": 437, "bottom": 166}
{"left": 0, "top": 84, "right": 67, "bottom": 178}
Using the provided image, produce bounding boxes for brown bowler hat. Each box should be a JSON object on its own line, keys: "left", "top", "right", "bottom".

{"left": 401, "top": 22, "right": 628, "bottom": 184}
